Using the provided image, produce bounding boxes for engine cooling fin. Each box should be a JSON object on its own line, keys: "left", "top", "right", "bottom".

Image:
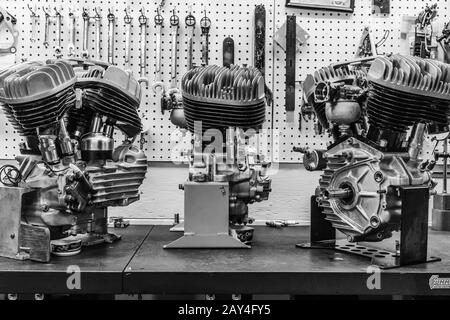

{"left": 74, "top": 63, "right": 143, "bottom": 138}
{"left": 181, "top": 65, "right": 266, "bottom": 133}
{"left": 0, "top": 60, "right": 76, "bottom": 135}
{"left": 367, "top": 55, "right": 450, "bottom": 133}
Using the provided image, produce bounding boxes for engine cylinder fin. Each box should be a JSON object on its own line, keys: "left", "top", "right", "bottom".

{"left": 366, "top": 55, "right": 450, "bottom": 143}
{"left": 181, "top": 65, "right": 267, "bottom": 133}
{"left": 0, "top": 60, "right": 77, "bottom": 136}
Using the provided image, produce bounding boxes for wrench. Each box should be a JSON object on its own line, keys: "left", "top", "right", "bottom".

{"left": 185, "top": 8, "right": 196, "bottom": 70}
{"left": 107, "top": 8, "right": 116, "bottom": 64}
{"left": 67, "top": 7, "right": 76, "bottom": 56}
{"left": 94, "top": 7, "right": 101, "bottom": 60}
{"left": 200, "top": 10, "right": 211, "bottom": 66}
{"left": 124, "top": 7, "right": 133, "bottom": 71}
{"left": 169, "top": 8, "right": 179, "bottom": 88}
{"left": 54, "top": 7, "right": 62, "bottom": 58}
{"left": 81, "top": 8, "right": 90, "bottom": 59}
{"left": 138, "top": 8, "right": 148, "bottom": 84}
{"left": 152, "top": 8, "right": 164, "bottom": 96}
{"left": 42, "top": 7, "right": 50, "bottom": 48}
{"left": 27, "top": 5, "right": 39, "bottom": 43}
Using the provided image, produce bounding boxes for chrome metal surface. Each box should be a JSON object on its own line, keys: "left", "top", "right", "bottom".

{"left": 81, "top": 8, "right": 90, "bottom": 59}
{"left": 67, "top": 8, "right": 76, "bottom": 56}
{"left": 124, "top": 8, "right": 132, "bottom": 71}
{"left": 107, "top": 9, "right": 115, "bottom": 64}
{"left": 138, "top": 8, "right": 148, "bottom": 85}
{"left": 94, "top": 7, "right": 102, "bottom": 60}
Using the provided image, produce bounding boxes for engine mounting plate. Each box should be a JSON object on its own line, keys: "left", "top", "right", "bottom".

{"left": 297, "top": 240, "right": 441, "bottom": 270}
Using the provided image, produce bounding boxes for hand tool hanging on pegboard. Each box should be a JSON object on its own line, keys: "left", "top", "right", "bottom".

{"left": 81, "top": 7, "right": 91, "bottom": 59}
{"left": 0, "top": 6, "right": 18, "bottom": 56}
{"left": 254, "top": 4, "right": 272, "bottom": 106}
{"left": 285, "top": 15, "right": 297, "bottom": 123}
{"left": 185, "top": 8, "right": 196, "bottom": 70}
{"left": 124, "top": 7, "right": 133, "bottom": 71}
{"left": 94, "top": 7, "right": 102, "bottom": 60}
{"left": 153, "top": 7, "right": 165, "bottom": 113}
{"left": 42, "top": 7, "right": 50, "bottom": 49}
{"left": 53, "top": 7, "right": 62, "bottom": 58}
{"left": 274, "top": 14, "right": 309, "bottom": 123}
{"left": 169, "top": 8, "right": 179, "bottom": 90}
{"left": 223, "top": 37, "right": 234, "bottom": 67}
{"left": 27, "top": 5, "right": 39, "bottom": 43}
{"left": 138, "top": 8, "right": 148, "bottom": 85}
{"left": 200, "top": 9, "right": 211, "bottom": 66}
{"left": 67, "top": 7, "right": 76, "bottom": 56}
{"left": 161, "top": 8, "right": 185, "bottom": 128}
{"left": 107, "top": 8, "right": 116, "bottom": 64}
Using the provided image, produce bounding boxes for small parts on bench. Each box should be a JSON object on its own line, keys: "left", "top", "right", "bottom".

{"left": 110, "top": 217, "right": 131, "bottom": 229}
{"left": 266, "top": 220, "right": 299, "bottom": 229}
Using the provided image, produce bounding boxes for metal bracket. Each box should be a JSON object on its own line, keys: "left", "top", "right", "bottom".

{"left": 164, "top": 182, "right": 250, "bottom": 249}
{"left": 297, "top": 190, "right": 440, "bottom": 269}
{"left": 0, "top": 7, "right": 19, "bottom": 55}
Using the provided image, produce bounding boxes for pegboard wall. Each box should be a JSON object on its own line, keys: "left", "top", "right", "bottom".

{"left": 0, "top": 0, "right": 448, "bottom": 163}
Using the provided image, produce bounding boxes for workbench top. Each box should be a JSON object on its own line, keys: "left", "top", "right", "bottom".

{"left": 1, "top": 225, "right": 450, "bottom": 296}
{"left": 0, "top": 226, "right": 152, "bottom": 294}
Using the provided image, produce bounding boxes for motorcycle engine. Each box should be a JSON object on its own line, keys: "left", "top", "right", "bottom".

{"left": 0, "top": 59, "right": 147, "bottom": 261}
{"left": 180, "top": 64, "right": 271, "bottom": 239}
{"left": 302, "top": 55, "right": 450, "bottom": 242}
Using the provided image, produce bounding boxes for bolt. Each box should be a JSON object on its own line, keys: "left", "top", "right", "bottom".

{"left": 370, "top": 216, "right": 380, "bottom": 228}
{"left": 374, "top": 171, "right": 384, "bottom": 183}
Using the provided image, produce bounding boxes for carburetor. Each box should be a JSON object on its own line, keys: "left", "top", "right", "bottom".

{"left": 165, "top": 64, "right": 272, "bottom": 248}
{"left": 0, "top": 59, "right": 147, "bottom": 262}
{"left": 301, "top": 55, "right": 450, "bottom": 247}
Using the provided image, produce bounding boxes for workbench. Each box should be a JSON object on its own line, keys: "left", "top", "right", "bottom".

{"left": 0, "top": 225, "right": 450, "bottom": 297}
